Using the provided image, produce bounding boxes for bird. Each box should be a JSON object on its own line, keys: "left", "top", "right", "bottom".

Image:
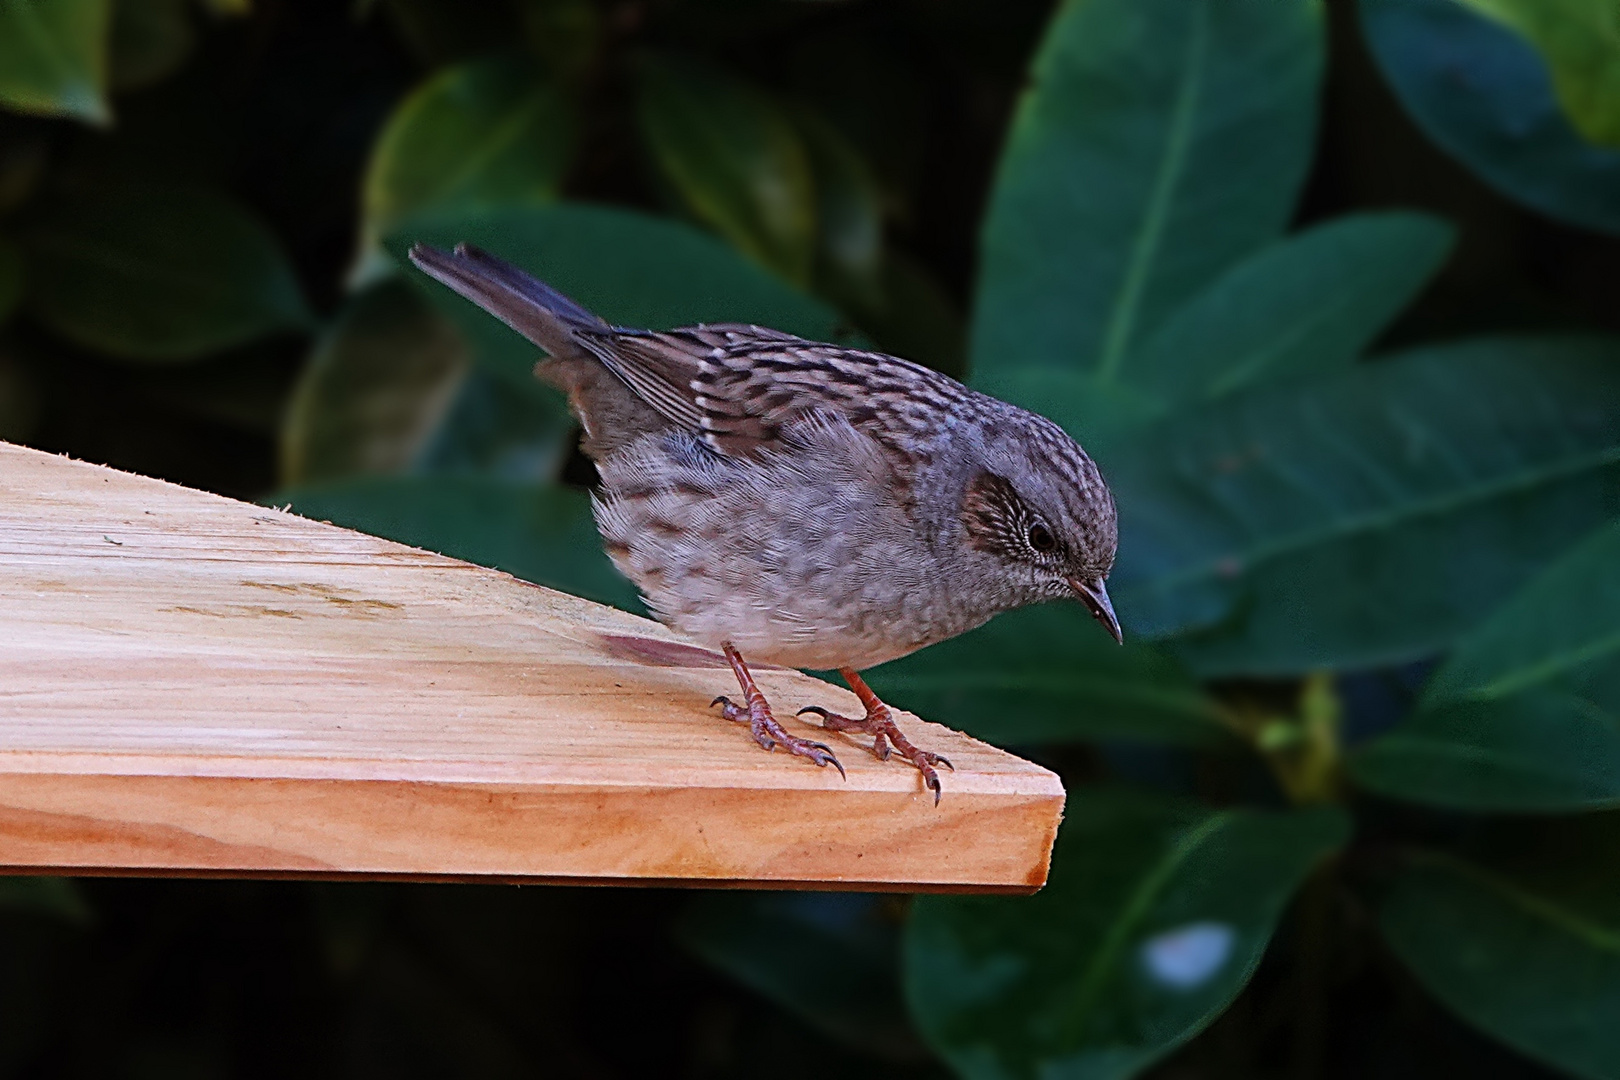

{"left": 408, "top": 242, "right": 1120, "bottom": 804}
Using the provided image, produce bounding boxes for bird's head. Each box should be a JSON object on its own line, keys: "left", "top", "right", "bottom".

{"left": 959, "top": 412, "right": 1121, "bottom": 642}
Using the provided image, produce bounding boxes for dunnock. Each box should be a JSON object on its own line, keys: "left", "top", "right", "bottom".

{"left": 410, "top": 243, "right": 1120, "bottom": 803}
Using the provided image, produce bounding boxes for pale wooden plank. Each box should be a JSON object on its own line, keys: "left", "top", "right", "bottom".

{"left": 0, "top": 442, "right": 1064, "bottom": 891}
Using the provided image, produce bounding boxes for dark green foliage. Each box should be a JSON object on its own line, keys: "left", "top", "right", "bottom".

{"left": 24, "top": 183, "right": 312, "bottom": 361}
{"left": 676, "top": 892, "right": 925, "bottom": 1061}
{"left": 972, "top": 0, "right": 1321, "bottom": 378}
{"left": 1361, "top": 0, "right": 1620, "bottom": 237}
{"left": 387, "top": 203, "right": 848, "bottom": 382}
{"left": 281, "top": 280, "right": 468, "bottom": 484}
{"left": 1353, "top": 521, "right": 1620, "bottom": 812}
{"left": 0, "top": 0, "right": 110, "bottom": 123}
{"left": 1379, "top": 822, "right": 1620, "bottom": 1080}
{"left": 864, "top": 604, "right": 1232, "bottom": 748}
{"left": 906, "top": 791, "right": 1349, "bottom": 1080}
{"left": 5, "top": 0, "right": 1620, "bottom": 1076}
{"left": 1112, "top": 336, "right": 1620, "bottom": 671}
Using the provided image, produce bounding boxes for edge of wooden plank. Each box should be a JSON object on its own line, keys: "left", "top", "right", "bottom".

{"left": 0, "top": 772, "right": 1064, "bottom": 892}
{"left": 0, "top": 442, "right": 1067, "bottom": 890}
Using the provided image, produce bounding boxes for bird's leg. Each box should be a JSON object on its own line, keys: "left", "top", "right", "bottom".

{"left": 799, "top": 669, "right": 954, "bottom": 805}
{"left": 712, "top": 643, "right": 845, "bottom": 777}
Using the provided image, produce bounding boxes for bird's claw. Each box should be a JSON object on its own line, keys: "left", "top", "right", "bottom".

{"left": 805, "top": 741, "right": 847, "bottom": 780}
{"left": 716, "top": 695, "right": 844, "bottom": 778}
{"left": 799, "top": 701, "right": 950, "bottom": 804}
{"left": 712, "top": 695, "right": 748, "bottom": 724}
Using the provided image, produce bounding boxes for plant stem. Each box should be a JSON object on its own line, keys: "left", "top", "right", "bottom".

{"left": 1255, "top": 672, "right": 1345, "bottom": 805}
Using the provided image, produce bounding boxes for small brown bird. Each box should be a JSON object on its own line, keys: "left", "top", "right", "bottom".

{"left": 410, "top": 243, "right": 1120, "bottom": 802}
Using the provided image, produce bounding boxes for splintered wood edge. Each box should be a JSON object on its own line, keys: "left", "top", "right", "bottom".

{"left": 0, "top": 443, "right": 1067, "bottom": 892}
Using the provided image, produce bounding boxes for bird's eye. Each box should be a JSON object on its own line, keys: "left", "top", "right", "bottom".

{"left": 1027, "top": 522, "right": 1057, "bottom": 554}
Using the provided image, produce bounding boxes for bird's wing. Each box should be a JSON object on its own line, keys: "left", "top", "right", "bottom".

{"left": 606, "top": 325, "right": 973, "bottom": 461}
{"left": 405, "top": 242, "right": 973, "bottom": 462}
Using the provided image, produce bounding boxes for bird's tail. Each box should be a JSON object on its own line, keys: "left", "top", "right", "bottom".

{"left": 407, "top": 243, "right": 609, "bottom": 359}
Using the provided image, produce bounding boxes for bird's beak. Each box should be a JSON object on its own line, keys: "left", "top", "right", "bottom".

{"left": 1070, "top": 578, "right": 1123, "bottom": 644}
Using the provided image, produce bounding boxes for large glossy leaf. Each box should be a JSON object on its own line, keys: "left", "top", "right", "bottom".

{"left": 636, "top": 55, "right": 816, "bottom": 285}
{"left": 280, "top": 475, "right": 641, "bottom": 612}
{"left": 677, "top": 892, "right": 923, "bottom": 1061}
{"left": 281, "top": 281, "right": 469, "bottom": 486}
{"left": 1352, "top": 690, "right": 1620, "bottom": 813}
{"left": 0, "top": 0, "right": 110, "bottom": 123}
{"left": 387, "top": 202, "right": 844, "bottom": 384}
{"left": 414, "top": 367, "right": 575, "bottom": 483}
{"left": 1362, "top": 0, "right": 1620, "bottom": 236}
{"left": 1126, "top": 212, "right": 1455, "bottom": 407}
{"left": 1458, "top": 0, "right": 1620, "bottom": 148}
{"left": 906, "top": 789, "right": 1348, "bottom": 1080}
{"left": 1380, "top": 836, "right": 1620, "bottom": 1080}
{"left": 1351, "top": 521, "right": 1620, "bottom": 812}
{"left": 356, "top": 55, "right": 573, "bottom": 283}
{"left": 849, "top": 251, "right": 965, "bottom": 379}
{"left": 1108, "top": 336, "right": 1620, "bottom": 674}
{"left": 971, "top": 366, "right": 1161, "bottom": 453}
{"left": 796, "top": 107, "right": 884, "bottom": 303}
{"left": 25, "top": 185, "right": 313, "bottom": 362}
{"left": 971, "top": 0, "right": 1321, "bottom": 378}
{"left": 1425, "top": 519, "right": 1620, "bottom": 704}
{"left": 863, "top": 604, "right": 1232, "bottom": 748}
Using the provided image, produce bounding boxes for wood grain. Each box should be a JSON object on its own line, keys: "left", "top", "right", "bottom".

{"left": 0, "top": 442, "right": 1064, "bottom": 891}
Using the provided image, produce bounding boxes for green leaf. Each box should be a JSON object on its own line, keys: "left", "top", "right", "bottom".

{"left": 1362, "top": 0, "right": 1620, "bottom": 236}
{"left": 1457, "top": 0, "right": 1620, "bottom": 148}
{"left": 795, "top": 107, "right": 884, "bottom": 301}
{"left": 1352, "top": 691, "right": 1620, "bottom": 813}
{"left": 1426, "top": 519, "right": 1620, "bottom": 704}
{"left": 1126, "top": 212, "right": 1455, "bottom": 407}
{"left": 971, "top": 366, "right": 1162, "bottom": 452}
{"left": 1108, "top": 336, "right": 1620, "bottom": 674}
{"left": 414, "top": 367, "right": 574, "bottom": 483}
{"left": 971, "top": 0, "right": 1322, "bottom": 379}
{"left": 864, "top": 604, "right": 1233, "bottom": 748}
{"left": 847, "top": 251, "right": 965, "bottom": 379}
{"left": 0, "top": 0, "right": 110, "bottom": 124}
{"left": 0, "top": 234, "right": 22, "bottom": 326}
{"left": 677, "top": 892, "right": 923, "bottom": 1061}
{"left": 387, "top": 202, "right": 845, "bottom": 384}
{"left": 906, "top": 790, "right": 1348, "bottom": 1080}
{"left": 281, "top": 280, "right": 469, "bottom": 486}
{"left": 24, "top": 184, "right": 313, "bottom": 362}
{"left": 108, "top": 0, "right": 193, "bottom": 92}
{"left": 356, "top": 55, "right": 574, "bottom": 284}
{"left": 1351, "top": 521, "right": 1620, "bottom": 812}
{"left": 635, "top": 55, "right": 816, "bottom": 285}
{"left": 1380, "top": 839, "right": 1620, "bottom": 1080}
{"left": 278, "top": 475, "right": 641, "bottom": 612}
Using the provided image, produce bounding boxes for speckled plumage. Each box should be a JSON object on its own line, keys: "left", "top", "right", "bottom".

{"left": 410, "top": 243, "right": 1121, "bottom": 800}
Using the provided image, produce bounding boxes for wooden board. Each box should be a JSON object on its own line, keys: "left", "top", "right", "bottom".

{"left": 0, "top": 443, "right": 1064, "bottom": 891}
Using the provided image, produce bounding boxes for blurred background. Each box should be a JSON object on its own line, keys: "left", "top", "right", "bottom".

{"left": 3, "top": 0, "right": 1620, "bottom": 1076}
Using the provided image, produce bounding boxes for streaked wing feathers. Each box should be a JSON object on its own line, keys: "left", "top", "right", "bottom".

{"left": 603, "top": 324, "right": 969, "bottom": 460}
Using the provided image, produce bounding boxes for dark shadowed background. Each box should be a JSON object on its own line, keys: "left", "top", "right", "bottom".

{"left": 2, "top": 0, "right": 1620, "bottom": 1076}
